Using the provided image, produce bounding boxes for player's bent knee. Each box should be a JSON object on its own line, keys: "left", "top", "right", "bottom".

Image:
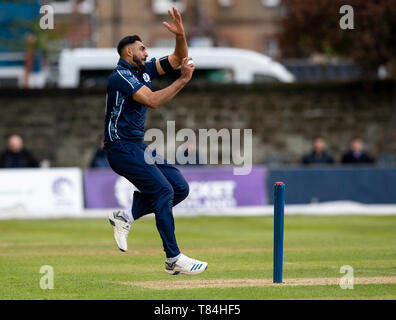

{"left": 153, "top": 185, "right": 175, "bottom": 216}
{"left": 157, "top": 184, "right": 174, "bottom": 200}
{"left": 180, "top": 183, "right": 189, "bottom": 200}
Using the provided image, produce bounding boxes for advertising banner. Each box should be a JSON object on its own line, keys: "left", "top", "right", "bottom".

{"left": 267, "top": 167, "right": 396, "bottom": 204}
{"left": 0, "top": 168, "right": 84, "bottom": 217}
{"left": 84, "top": 166, "right": 267, "bottom": 213}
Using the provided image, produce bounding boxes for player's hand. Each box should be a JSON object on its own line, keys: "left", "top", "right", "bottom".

{"left": 162, "top": 6, "right": 185, "bottom": 36}
{"left": 180, "top": 57, "right": 195, "bottom": 83}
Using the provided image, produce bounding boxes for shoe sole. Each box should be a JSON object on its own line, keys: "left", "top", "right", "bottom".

{"left": 108, "top": 215, "right": 127, "bottom": 252}
{"left": 165, "top": 265, "right": 208, "bottom": 275}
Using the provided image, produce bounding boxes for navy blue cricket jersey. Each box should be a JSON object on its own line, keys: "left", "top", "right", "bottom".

{"left": 104, "top": 57, "right": 159, "bottom": 147}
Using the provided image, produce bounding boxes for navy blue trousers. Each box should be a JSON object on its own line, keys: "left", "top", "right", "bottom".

{"left": 107, "top": 139, "right": 189, "bottom": 258}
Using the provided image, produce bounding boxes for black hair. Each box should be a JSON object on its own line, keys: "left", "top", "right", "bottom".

{"left": 117, "top": 35, "right": 141, "bottom": 56}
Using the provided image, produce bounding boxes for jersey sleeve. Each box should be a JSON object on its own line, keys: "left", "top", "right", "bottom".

{"left": 115, "top": 69, "right": 144, "bottom": 95}
{"left": 144, "top": 57, "right": 159, "bottom": 79}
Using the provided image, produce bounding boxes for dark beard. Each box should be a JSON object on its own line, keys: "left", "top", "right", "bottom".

{"left": 133, "top": 55, "right": 146, "bottom": 72}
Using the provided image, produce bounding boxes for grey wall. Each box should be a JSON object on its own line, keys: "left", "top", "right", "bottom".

{"left": 0, "top": 81, "right": 394, "bottom": 167}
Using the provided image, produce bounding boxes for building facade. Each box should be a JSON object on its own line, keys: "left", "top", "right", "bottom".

{"left": 95, "top": 0, "right": 283, "bottom": 59}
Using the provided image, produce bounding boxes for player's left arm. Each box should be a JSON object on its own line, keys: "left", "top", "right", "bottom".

{"left": 156, "top": 6, "right": 188, "bottom": 75}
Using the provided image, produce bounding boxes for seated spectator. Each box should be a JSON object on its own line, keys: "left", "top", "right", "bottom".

{"left": 341, "top": 137, "right": 374, "bottom": 164}
{"left": 0, "top": 134, "right": 39, "bottom": 168}
{"left": 301, "top": 137, "right": 334, "bottom": 165}
{"left": 90, "top": 135, "right": 110, "bottom": 168}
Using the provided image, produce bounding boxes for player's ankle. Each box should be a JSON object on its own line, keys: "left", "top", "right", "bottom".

{"left": 122, "top": 209, "right": 134, "bottom": 223}
{"left": 166, "top": 253, "right": 181, "bottom": 263}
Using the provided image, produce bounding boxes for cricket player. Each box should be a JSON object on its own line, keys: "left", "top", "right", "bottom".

{"left": 104, "top": 7, "right": 207, "bottom": 275}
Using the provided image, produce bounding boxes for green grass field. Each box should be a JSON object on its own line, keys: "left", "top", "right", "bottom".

{"left": 1, "top": 215, "right": 396, "bottom": 300}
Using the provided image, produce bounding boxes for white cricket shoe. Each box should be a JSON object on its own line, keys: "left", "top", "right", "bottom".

{"left": 165, "top": 254, "right": 208, "bottom": 275}
{"left": 108, "top": 211, "right": 131, "bottom": 252}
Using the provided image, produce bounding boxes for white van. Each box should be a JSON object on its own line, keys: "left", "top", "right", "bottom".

{"left": 58, "top": 47, "right": 295, "bottom": 88}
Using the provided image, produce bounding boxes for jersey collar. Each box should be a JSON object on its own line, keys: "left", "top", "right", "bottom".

{"left": 118, "top": 58, "right": 138, "bottom": 71}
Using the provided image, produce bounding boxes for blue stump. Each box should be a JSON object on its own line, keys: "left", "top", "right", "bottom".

{"left": 273, "top": 181, "right": 285, "bottom": 283}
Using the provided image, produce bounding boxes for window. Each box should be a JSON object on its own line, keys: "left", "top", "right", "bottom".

{"left": 264, "top": 38, "right": 279, "bottom": 58}
{"left": 80, "top": 69, "right": 112, "bottom": 88}
{"left": 152, "top": 0, "right": 186, "bottom": 14}
{"left": 261, "top": 0, "right": 280, "bottom": 7}
{"left": 189, "top": 37, "right": 214, "bottom": 48}
{"left": 218, "top": 0, "right": 234, "bottom": 8}
{"left": 253, "top": 74, "right": 280, "bottom": 83}
{"left": 0, "top": 78, "right": 19, "bottom": 88}
{"left": 49, "top": 0, "right": 95, "bottom": 14}
{"left": 152, "top": 68, "right": 234, "bottom": 87}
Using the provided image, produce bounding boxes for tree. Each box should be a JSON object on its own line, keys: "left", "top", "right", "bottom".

{"left": 0, "top": 1, "right": 67, "bottom": 87}
{"left": 279, "top": 0, "right": 396, "bottom": 154}
{"left": 280, "top": 0, "right": 396, "bottom": 74}
{"left": 22, "top": 21, "right": 66, "bottom": 87}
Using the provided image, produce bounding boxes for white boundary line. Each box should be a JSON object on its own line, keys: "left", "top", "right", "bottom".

{"left": 1, "top": 201, "right": 396, "bottom": 220}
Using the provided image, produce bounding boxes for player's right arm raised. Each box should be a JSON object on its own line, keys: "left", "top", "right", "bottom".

{"left": 133, "top": 57, "right": 194, "bottom": 109}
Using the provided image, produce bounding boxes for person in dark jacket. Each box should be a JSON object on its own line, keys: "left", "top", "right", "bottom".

{"left": 90, "top": 135, "right": 110, "bottom": 168}
{"left": 341, "top": 137, "right": 374, "bottom": 164}
{"left": 0, "top": 134, "right": 39, "bottom": 168}
{"left": 301, "top": 137, "right": 334, "bottom": 165}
